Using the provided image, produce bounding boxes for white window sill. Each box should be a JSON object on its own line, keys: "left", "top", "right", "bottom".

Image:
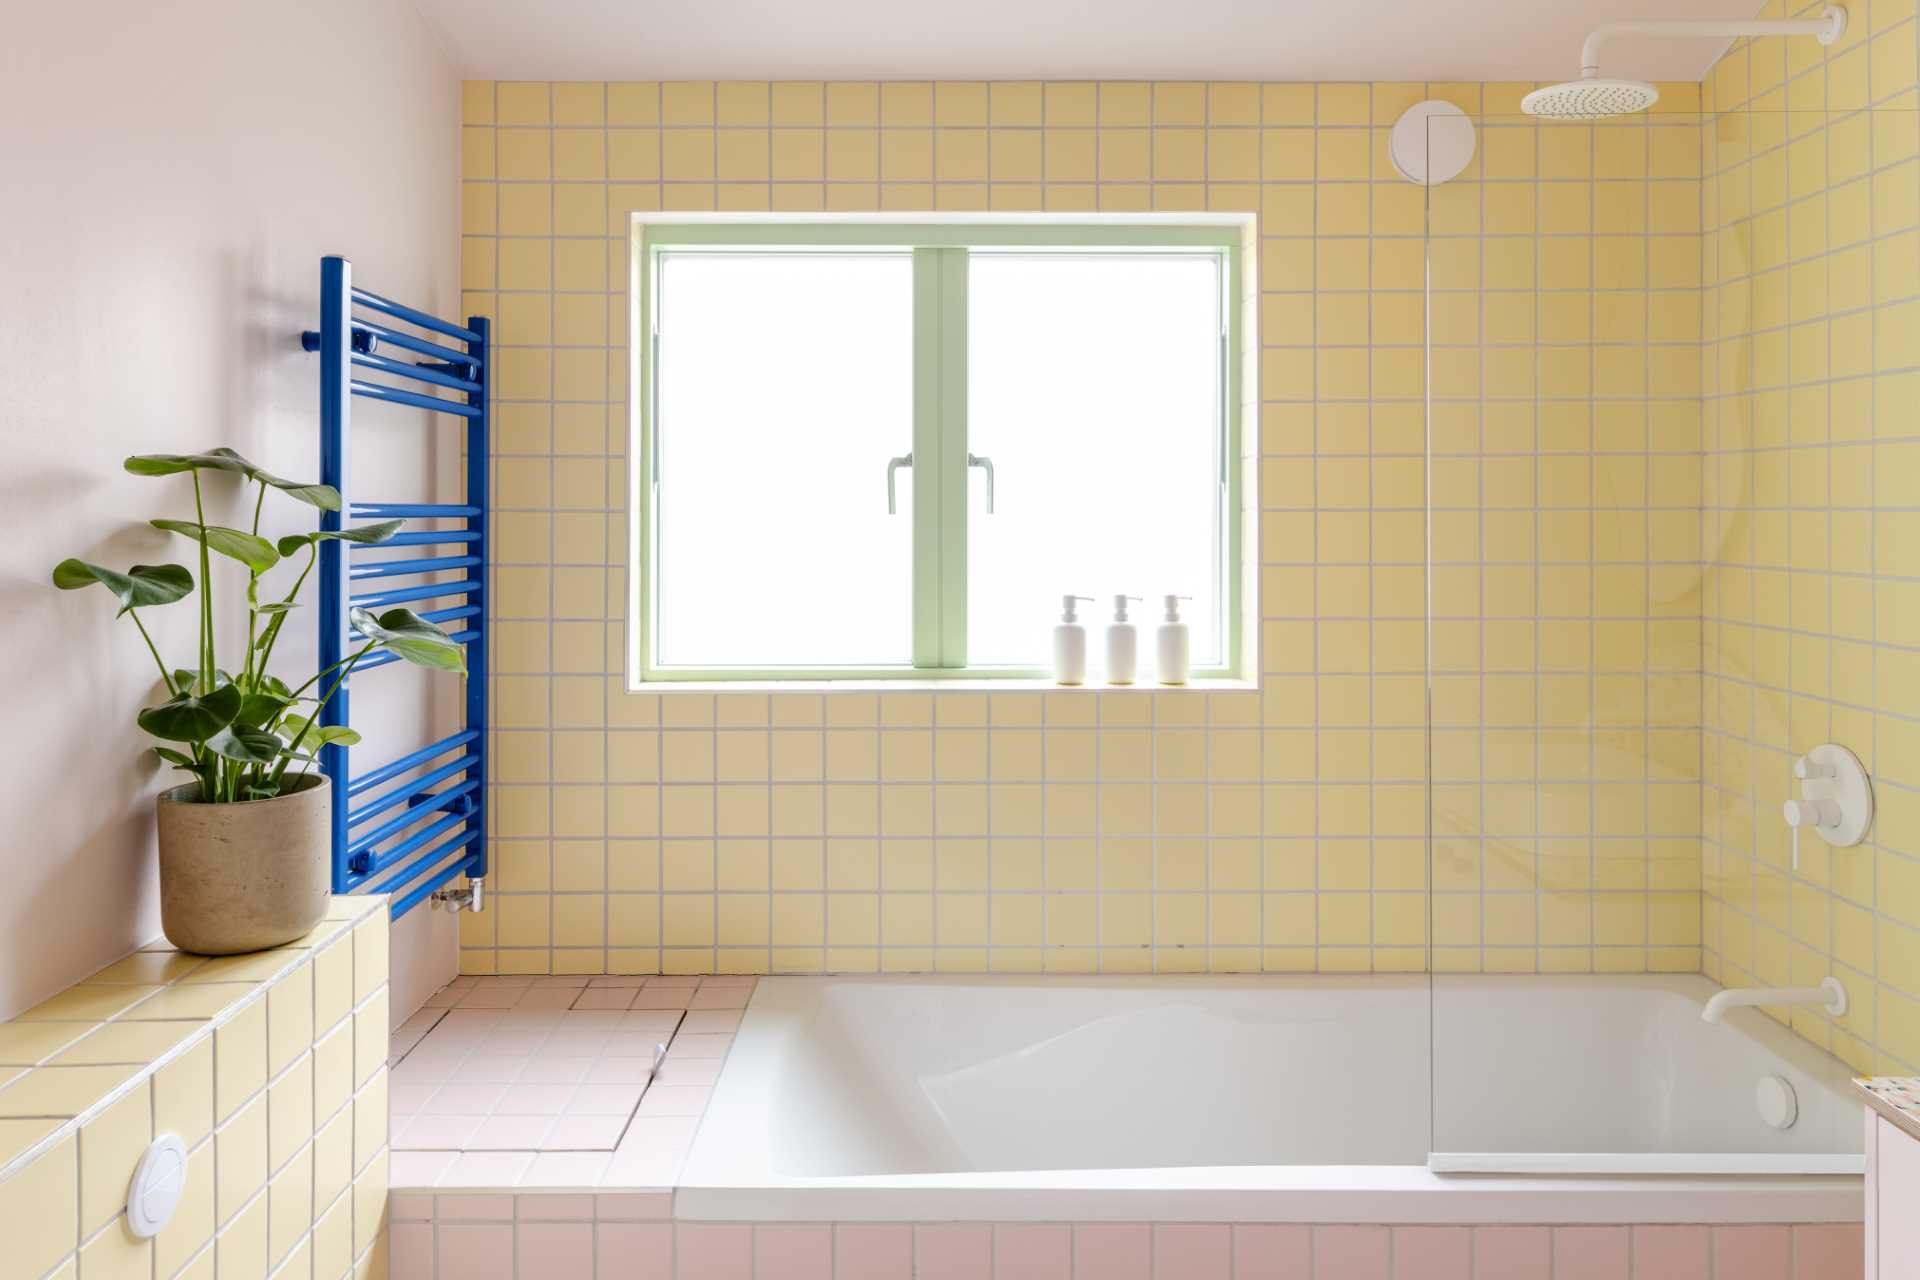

{"left": 625, "top": 677, "right": 1257, "bottom": 694}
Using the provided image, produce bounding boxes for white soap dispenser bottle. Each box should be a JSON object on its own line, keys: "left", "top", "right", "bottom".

{"left": 1156, "top": 595, "right": 1193, "bottom": 685}
{"left": 1105, "top": 595, "right": 1143, "bottom": 685}
{"left": 1053, "top": 595, "right": 1095, "bottom": 685}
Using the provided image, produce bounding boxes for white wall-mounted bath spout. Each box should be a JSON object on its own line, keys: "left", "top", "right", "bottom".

{"left": 1524, "top": 5, "right": 1848, "bottom": 118}
{"left": 1701, "top": 976, "right": 1847, "bottom": 1024}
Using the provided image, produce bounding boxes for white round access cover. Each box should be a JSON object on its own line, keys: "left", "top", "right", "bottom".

{"left": 127, "top": 1134, "right": 189, "bottom": 1238}
{"left": 1389, "top": 100, "right": 1475, "bottom": 186}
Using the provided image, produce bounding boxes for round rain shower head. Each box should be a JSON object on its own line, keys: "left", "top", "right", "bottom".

{"left": 1521, "top": 77, "right": 1661, "bottom": 119}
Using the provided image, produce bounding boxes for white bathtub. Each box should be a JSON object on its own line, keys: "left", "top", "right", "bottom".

{"left": 677, "top": 974, "right": 1863, "bottom": 1224}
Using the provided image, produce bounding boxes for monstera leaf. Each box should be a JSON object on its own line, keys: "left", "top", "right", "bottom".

{"left": 51, "top": 561, "right": 192, "bottom": 615}
{"left": 349, "top": 606, "right": 467, "bottom": 674}
{"left": 126, "top": 448, "right": 340, "bottom": 510}
{"left": 275, "top": 520, "right": 402, "bottom": 558}
{"left": 151, "top": 520, "right": 279, "bottom": 573}
{"left": 137, "top": 682, "right": 243, "bottom": 743}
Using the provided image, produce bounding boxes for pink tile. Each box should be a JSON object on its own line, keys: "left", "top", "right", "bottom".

{"left": 682, "top": 1010, "right": 744, "bottom": 1033}
{"left": 1313, "top": 1227, "right": 1388, "bottom": 1280}
{"left": 1712, "top": 1226, "right": 1789, "bottom": 1280}
{"left": 916, "top": 1224, "right": 993, "bottom": 1280}
{"left": 520, "top": 1223, "right": 595, "bottom": 1280}
{"left": 596, "top": 1192, "right": 673, "bottom": 1221}
{"left": 1231, "top": 1225, "right": 1310, "bottom": 1280}
{"left": 638, "top": 1086, "right": 712, "bottom": 1118}
{"left": 390, "top": 1188, "right": 437, "bottom": 1220}
{"left": 995, "top": 1224, "right": 1071, "bottom": 1280}
{"left": 1470, "top": 1228, "right": 1548, "bottom": 1280}
{"left": 599, "top": 1222, "right": 673, "bottom": 1279}
{"left": 591, "top": 1058, "right": 664, "bottom": 1085}
{"left": 518, "top": 1194, "right": 595, "bottom": 1219}
{"left": 443, "top": 1152, "right": 536, "bottom": 1188}
{"left": 756, "top": 1224, "right": 833, "bottom": 1280}
{"left": 690, "top": 987, "right": 751, "bottom": 1009}
{"left": 391, "top": 1223, "right": 432, "bottom": 1279}
{"left": 1632, "top": 1226, "right": 1710, "bottom": 1280}
{"left": 633, "top": 990, "right": 694, "bottom": 1010}
{"left": 437, "top": 1223, "right": 514, "bottom": 1280}
{"left": 1073, "top": 1224, "right": 1150, "bottom": 1280}
{"left": 698, "top": 975, "right": 757, "bottom": 987}
{"left": 1791, "top": 1224, "right": 1863, "bottom": 1280}
{"left": 1155, "top": 1225, "right": 1231, "bottom": 1280}
{"left": 522, "top": 1153, "right": 614, "bottom": 1188}
{"left": 395, "top": 1113, "right": 484, "bottom": 1149}
{"left": 654, "top": 1058, "right": 722, "bottom": 1087}
{"left": 573, "top": 1083, "right": 649, "bottom": 1115}
{"left": 390, "top": 1151, "right": 456, "bottom": 1191}
{"left": 437, "top": 1193, "right": 517, "bottom": 1221}
{"left": 468, "top": 1114, "right": 555, "bottom": 1149}
{"left": 589, "top": 976, "right": 651, "bottom": 988}
{"left": 1391, "top": 1228, "right": 1469, "bottom": 1280}
{"left": 835, "top": 1224, "right": 913, "bottom": 1280}
{"left": 664, "top": 1033, "right": 733, "bottom": 1059}
{"left": 1552, "top": 1227, "right": 1629, "bottom": 1280}
{"left": 575, "top": 989, "right": 639, "bottom": 1011}
{"left": 648, "top": 975, "right": 702, "bottom": 987}
{"left": 678, "top": 1223, "right": 753, "bottom": 1280}
{"left": 519, "top": 988, "right": 585, "bottom": 1010}
{"left": 546, "top": 1114, "right": 630, "bottom": 1149}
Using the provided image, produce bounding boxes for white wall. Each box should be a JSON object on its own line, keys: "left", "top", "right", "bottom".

{"left": 0, "top": 1, "right": 462, "bottom": 1018}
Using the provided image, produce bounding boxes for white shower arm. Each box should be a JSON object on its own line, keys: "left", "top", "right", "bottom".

{"left": 1579, "top": 5, "right": 1847, "bottom": 78}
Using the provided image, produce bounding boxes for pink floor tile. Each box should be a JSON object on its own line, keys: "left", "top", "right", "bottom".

{"left": 424, "top": 1082, "right": 511, "bottom": 1114}
{"left": 1231, "top": 1225, "right": 1309, "bottom": 1280}
{"left": 1391, "top": 1228, "right": 1469, "bottom": 1280}
{"left": 1073, "top": 1224, "right": 1150, "bottom": 1280}
{"left": 756, "top": 1224, "right": 833, "bottom": 1280}
{"left": 1790, "top": 1224, "right": 1862, "bottom": 1280}
{"left": 1552, "top": 1228, "right": 1629, "bottom": 1280}
{"left": 1154, "top": 1224, "right": 1231, "bottom": 1280}
{"left": 698, "top": 975, "right": 758, "bottom": 987}
{"left": 390, "top": 1151, "right": 457, "bottom": 1191}
{"left": 1470, "top": 1228, "right": 1548, "bottom": 1280}
{"left": 654, "top": 1058, "right": 721, "bottom": 1086}
{"left": 497, "top": 1083, "right": 577, "bottom": 1115}
{"left": 1712, "top": 1226, "right": 1790, "bottom": 1280}
{"left": 588, "top": 1058, "right": 659, "bottom": 1085}
{"left": 467, "top": 1055, "right": 532, "bottom": 1083}
{"left": 648, "top": 976, "right": 702, "bottom": 987}
{"left": 1313, "top": 1227, "right": 1389, "bottom": 1280}
{"left": 598, "top": 1222, "right": 673, "bottom": 1279}
{"left": 437, "top": 1222, "right": 514, "bottom": 1280}
{"left": 835, "top": 1224, "right": 913, "bottom": 1280}
{"left": 518, "top": 1223, "right": 596, "bottom": 1280}
{"left": 678, "top": 1223, "right": 754, "bottom": 1280}
{"left": 572, "top": 1083, "right": 649, "bottom": 1115}
{"left": 589, "top": 976, "right": 651, "bottom": 988}
{"left": 916, "top": 1225, "right": 993, "bottom": 1280}
{"left": 519, "top": 988, "right": 585, "bottom": 1010}
{"left": 633, "top": 990, "right": 694, "bottom": 1010}
{"left": 1631, "top": 1227, "right": 1710, "bottom": 1280}
{"left": 994, "top": 1224, "right": 1071, "bottom": 1280}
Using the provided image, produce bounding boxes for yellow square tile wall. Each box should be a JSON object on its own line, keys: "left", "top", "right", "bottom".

{"left": 0, "top": 899, "right": 391, "bottom": 1280}
{"left": 459, "top": 77, "right": 1707, "bottom": 979}
{"left": 1700, "top": 0, "right": 1920, "bottom": 1074}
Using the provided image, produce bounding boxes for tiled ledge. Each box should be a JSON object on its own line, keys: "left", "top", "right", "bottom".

{"left": 0, "top": 895, "right": 392, "bottom": 1280}
{"left": 388, "top": 973, "right": 752, "bottom": 1193}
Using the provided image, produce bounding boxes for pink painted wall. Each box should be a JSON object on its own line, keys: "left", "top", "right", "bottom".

{"left": 0, "top": 0, "right": 463, "bottom": 1018}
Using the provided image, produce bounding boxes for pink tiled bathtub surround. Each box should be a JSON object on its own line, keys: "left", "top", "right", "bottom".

{"left": 391, "top": 975, "right": 749, "bottom": 1186}
{"left": 386, "top": 1214, "right": 1864, "bottom": 1280}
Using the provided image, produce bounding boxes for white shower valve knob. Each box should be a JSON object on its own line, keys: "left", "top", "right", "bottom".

{"left": 1782, "top": 797, "right": 1838, "bottom": 830}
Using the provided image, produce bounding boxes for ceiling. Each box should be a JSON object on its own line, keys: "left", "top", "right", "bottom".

{"left": 411, "top": 0, "right": 1763, "bottom": 85}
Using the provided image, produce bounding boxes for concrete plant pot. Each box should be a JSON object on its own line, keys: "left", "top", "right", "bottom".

{"left": 157, "top": 774, "right": 331, "bottom": 955}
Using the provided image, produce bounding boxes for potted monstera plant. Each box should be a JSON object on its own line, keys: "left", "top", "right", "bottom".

{"left": 55, "top": 447, "right": 465, "bottom": 954}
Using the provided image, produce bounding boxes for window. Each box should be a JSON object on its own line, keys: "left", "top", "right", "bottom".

{"left": 632, "top": 219, "right": 1244, "bottom": 683}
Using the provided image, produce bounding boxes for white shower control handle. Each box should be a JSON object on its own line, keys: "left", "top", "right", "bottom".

{"left": 1782, "top": 743, "right": 1872, "bottom": 871}
{"left": 1782, "top": 797, "right": 1839, "bottom": 830}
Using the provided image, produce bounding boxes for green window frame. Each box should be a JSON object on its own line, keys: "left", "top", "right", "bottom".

{"left": 631, "top": 219, "right": 1244, "bottom": 684}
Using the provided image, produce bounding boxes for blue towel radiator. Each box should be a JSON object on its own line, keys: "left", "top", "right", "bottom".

{"left": 302, "top": 255, "right": 488, "bottom": 921}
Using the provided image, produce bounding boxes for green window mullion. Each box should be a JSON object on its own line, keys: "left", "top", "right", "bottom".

{"left": 911, "top": 247, "right": 971, "bottom": 669}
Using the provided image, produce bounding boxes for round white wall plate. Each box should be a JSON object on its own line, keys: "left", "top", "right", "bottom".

{"left": 127, "top": 1134, "right": 189, "bottom": 1239}
{"left": 1389, "top": 100, "right": 1475, "bottom": 186}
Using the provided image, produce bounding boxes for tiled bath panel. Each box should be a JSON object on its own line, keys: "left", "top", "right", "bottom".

{"left": 389, "top": 1213, "right": 1864, "bottom": 1280}
{"left": 390, "top": 974, "right": 750, "bottom": 1184}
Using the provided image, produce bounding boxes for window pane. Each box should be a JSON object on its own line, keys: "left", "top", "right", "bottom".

{"left": 653, "top": 252, "right": 914, "bottom": 668}
{"left": 967, "top": 253, "right": 1223, "bottom": 669}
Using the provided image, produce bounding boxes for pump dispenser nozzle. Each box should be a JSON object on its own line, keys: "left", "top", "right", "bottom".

{"left": 1162, "top": 594, "right": 1192, "bottom": 622}
{"left": 1059, "top": 594, "right": 1095, "bottom": 623}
